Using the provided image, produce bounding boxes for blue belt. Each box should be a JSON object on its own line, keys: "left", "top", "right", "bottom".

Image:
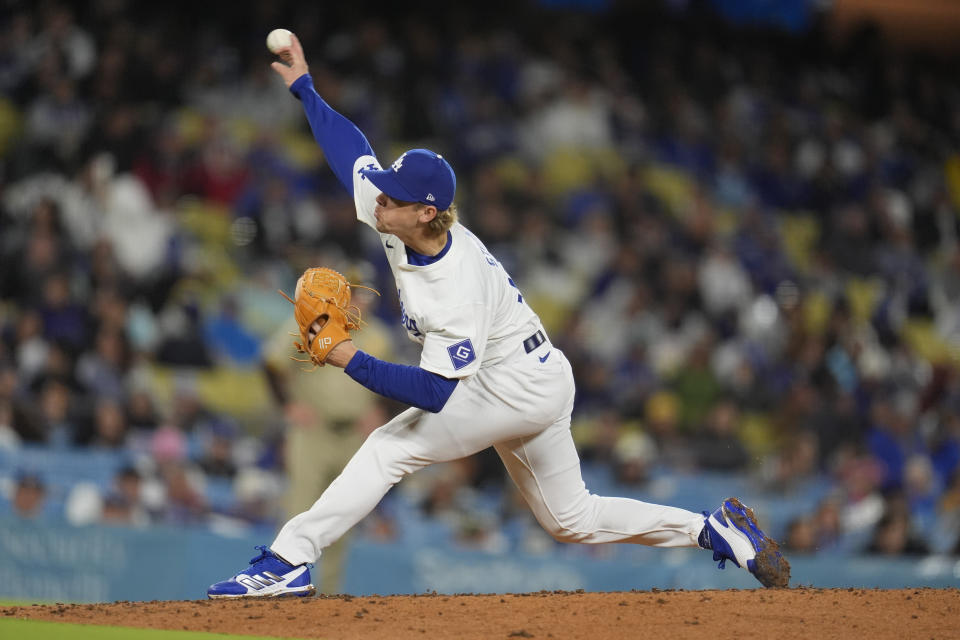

{"left": 523, "top": 330, "right": 546, "bottom": 353}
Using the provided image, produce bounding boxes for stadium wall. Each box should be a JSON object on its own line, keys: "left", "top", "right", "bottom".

{"left": 0, "top": 518, "right": 957, "bottom": 602}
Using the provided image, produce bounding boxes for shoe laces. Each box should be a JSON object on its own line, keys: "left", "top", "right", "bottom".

{"left": 248, "top": 545, "right": 312, "bottom": 570}
{"left": 248, "top": 545, "right": 274, "bottom": 565}
{"left": 701, "top": 510, "right": 728, "bottom": 570}
{"left": 698, "top": 511, "right": 712, "bottom": 550}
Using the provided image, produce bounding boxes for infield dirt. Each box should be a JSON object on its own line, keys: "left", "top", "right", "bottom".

{"left": 4, "top": 588, "right": 958, "bottom": 639}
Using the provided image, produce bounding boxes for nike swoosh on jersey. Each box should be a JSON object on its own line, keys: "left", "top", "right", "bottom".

{"left": 385, "top": 240, "right": 394, "bottom": 249}
{"left": 539, "top": 351, "right": 551, "bottom": 363}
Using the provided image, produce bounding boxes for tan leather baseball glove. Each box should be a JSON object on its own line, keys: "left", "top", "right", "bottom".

{"left": 279, "top": 267, "right": 372, "bottom": 368}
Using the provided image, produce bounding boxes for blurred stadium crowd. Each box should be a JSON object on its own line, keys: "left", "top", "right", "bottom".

{"left": 3, "top": 0, "right": 960, "bottom": 565}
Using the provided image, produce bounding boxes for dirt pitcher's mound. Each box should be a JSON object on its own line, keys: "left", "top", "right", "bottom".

{"left": 5, "top": 588, "right": 958, "bottom": 639}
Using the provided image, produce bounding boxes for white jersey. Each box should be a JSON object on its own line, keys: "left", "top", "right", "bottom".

{"left": 352, "top": 155, "right": 541, "bottom": 379}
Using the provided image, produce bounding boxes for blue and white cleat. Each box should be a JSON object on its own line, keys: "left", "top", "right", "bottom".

{"left": 207, "top": 545, "right": 316, "bottom": 599}
{"left": 700, "top": 497, "right": 790, "bottom": 588}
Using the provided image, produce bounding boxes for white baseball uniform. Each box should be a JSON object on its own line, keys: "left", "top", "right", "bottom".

{"left": 270, "top": 154, "right": 705, "bottom": 566}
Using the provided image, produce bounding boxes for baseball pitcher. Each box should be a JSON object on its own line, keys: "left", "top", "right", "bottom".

{"left": 207, "top": 33, "right": 789, "bottom": 598}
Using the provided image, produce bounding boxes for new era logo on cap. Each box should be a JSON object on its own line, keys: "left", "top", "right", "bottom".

{"left": 362, "top": 149, "right": 456, "bottom": 210}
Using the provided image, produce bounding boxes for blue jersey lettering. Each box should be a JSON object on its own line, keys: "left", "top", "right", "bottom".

{"left": 398, "top": 289, "right": 423, "bottom": 337}
{"left": 463, "top": 229, "right": 525, "bottom": 303}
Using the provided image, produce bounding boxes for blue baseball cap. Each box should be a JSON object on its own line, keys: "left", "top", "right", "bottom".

{"left": 361, "top": 149, "right": 456, "bottom": 210}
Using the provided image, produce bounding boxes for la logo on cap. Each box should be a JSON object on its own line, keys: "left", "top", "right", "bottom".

{"left": 361, "top": 148, "right": 456, "bottom": 211}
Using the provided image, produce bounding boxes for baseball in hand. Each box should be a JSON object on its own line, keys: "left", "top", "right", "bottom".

{"left": 266, "top": 28, "right": 293, "bottom": 54}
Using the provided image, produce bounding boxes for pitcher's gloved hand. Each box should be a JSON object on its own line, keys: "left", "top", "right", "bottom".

{"left": 280, "top": 267, "right": 360, "bottom": 368}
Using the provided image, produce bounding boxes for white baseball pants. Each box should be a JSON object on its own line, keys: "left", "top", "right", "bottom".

{"left": 271, "top": 346, "right": 705, "bottom": 566}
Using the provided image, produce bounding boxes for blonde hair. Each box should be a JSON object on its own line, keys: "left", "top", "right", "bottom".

{"left": 392, "top": 195, "right": 458, "bottom": 236}
{"left": 426, "top": 203, "right": 458, "bottom": 236}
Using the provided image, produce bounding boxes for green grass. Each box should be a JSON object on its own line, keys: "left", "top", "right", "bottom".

{"left": 0, "top": 618, "right": 311, "bottom": 639}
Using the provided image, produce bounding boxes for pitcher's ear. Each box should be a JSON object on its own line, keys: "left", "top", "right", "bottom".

{"left": 418, "top": 205, "right": 438, "bottom": 224}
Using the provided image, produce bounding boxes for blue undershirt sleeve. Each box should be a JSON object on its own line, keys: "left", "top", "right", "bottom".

{"left": 289, "top": 73, "right": 375, "bottom": 195}
{"left": 344, "top": 350, "right": 459, "bottom": 413}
